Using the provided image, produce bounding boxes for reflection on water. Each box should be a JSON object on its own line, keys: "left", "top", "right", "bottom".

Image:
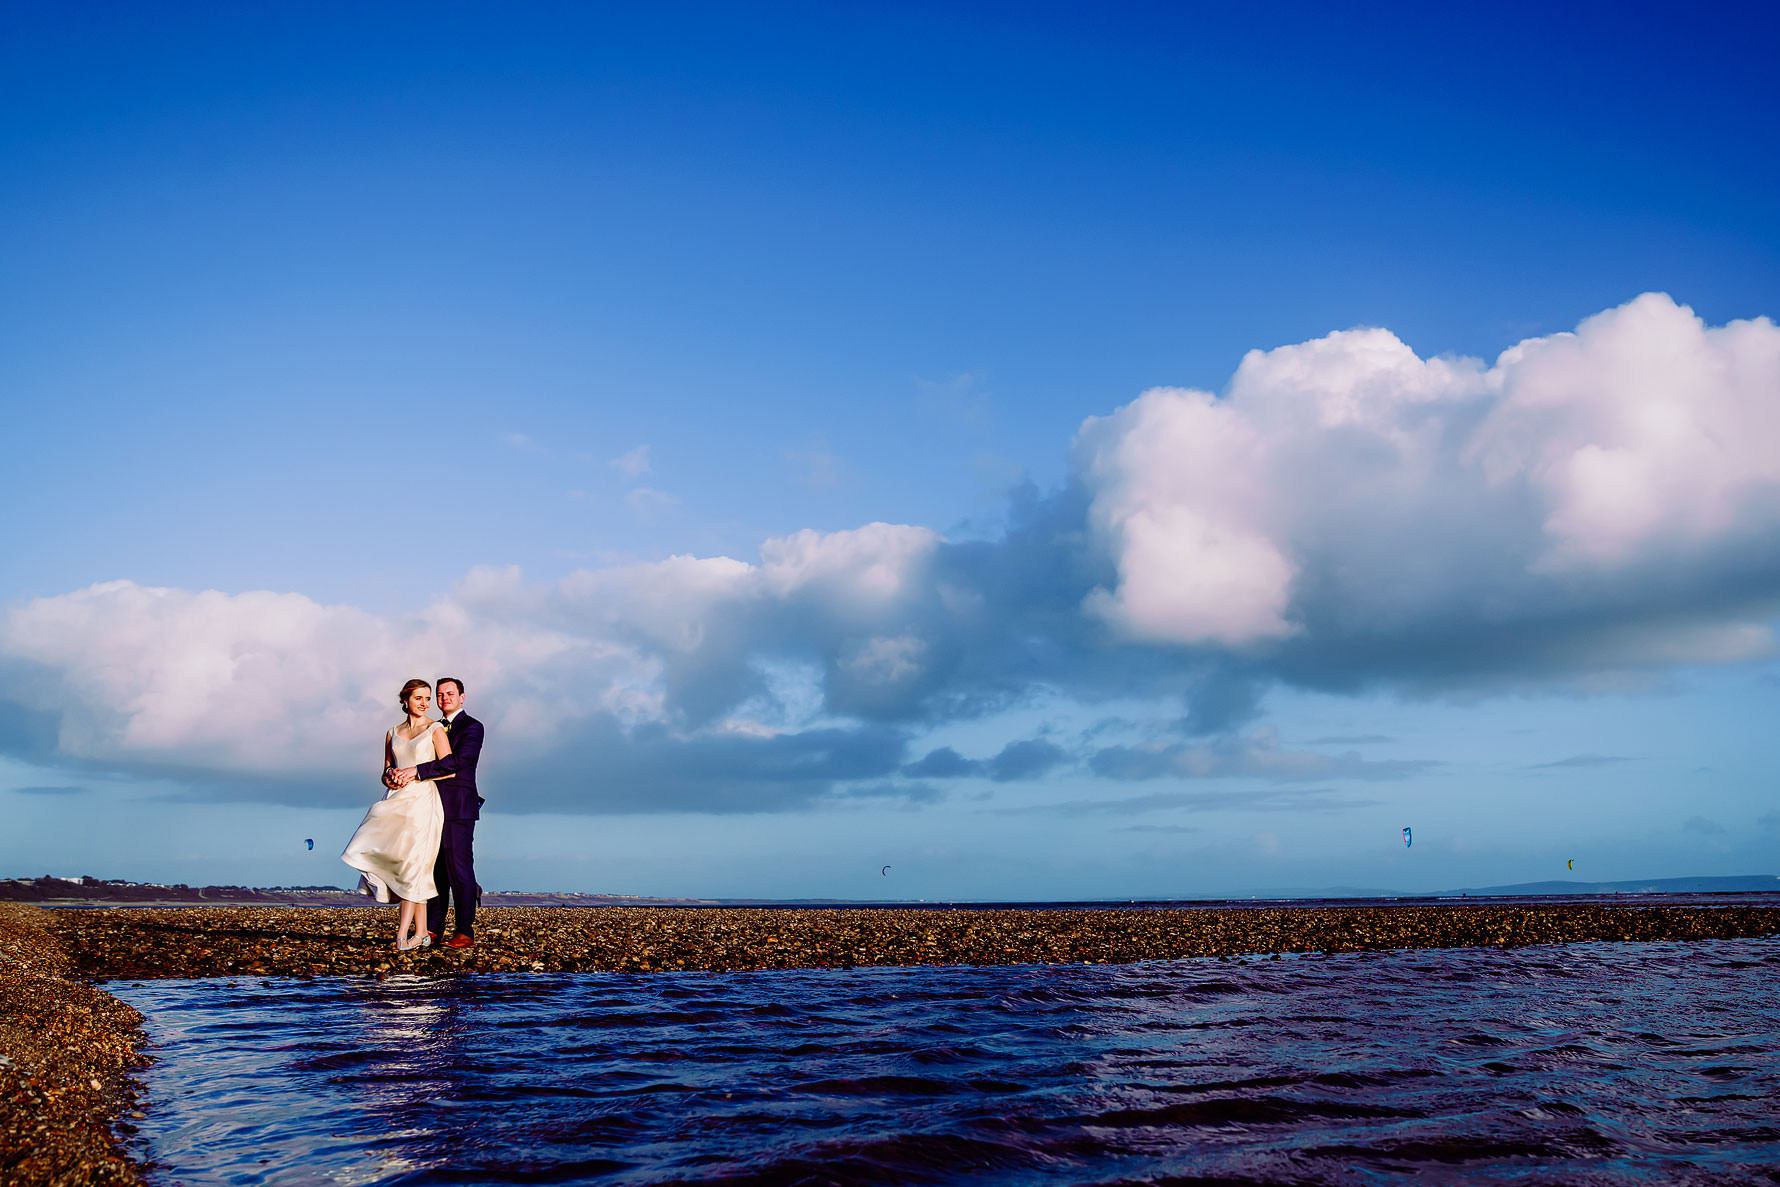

{"left": 121, "top": 976, "right": 478, "bottom": 1186}
{"left": 348, "top": 979, "right": 458, "bottom": 1180}
{"left": 112, "top": 937, "right": 1780, "bottom": 1185}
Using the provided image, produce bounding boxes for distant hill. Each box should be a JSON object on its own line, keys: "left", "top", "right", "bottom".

{"left": 0, "top": 875, "right": 717, "bottom": 907}
{"left": 0, "top": 876, "right": 358, "bottom": 905}
{"left": 1243, "top": 875, "right": 1780, "bottom": 900}
{"left": 6, "top": 873, "right": 1777, "bottom": 908}
{"left": 1452, "top": 875, "right": 1780, "bottom": 897}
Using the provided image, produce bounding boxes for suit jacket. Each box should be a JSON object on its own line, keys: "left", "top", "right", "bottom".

{"left": 414, "top": 711, "right": 486, "bottom": 821}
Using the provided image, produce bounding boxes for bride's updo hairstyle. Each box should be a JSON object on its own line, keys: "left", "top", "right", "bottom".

{"left": 398, "top": 678, "right": 432, "bottom": 711}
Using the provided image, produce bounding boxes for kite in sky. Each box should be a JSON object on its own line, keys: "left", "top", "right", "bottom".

{"left": 1402, "top": 827, "right": 1412, "bottom": 849}
{"left": 305, "top": 838, "right": 314, "bottom": 850}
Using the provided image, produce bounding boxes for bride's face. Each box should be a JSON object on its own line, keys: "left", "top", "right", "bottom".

{"left": 406, "top": 688, "right": 432, "bottom": 717}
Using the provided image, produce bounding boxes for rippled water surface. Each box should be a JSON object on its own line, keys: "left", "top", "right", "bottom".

{"left": 110, "top": 937, "right": 1780, "bottom": 1185}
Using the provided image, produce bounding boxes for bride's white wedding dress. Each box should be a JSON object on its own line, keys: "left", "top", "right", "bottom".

{"left": 342, "top": 724, "right": 444, "bottom": 903}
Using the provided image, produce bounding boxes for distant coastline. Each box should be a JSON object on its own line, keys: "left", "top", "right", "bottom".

{"left": 5, "top": 873, "right": 1778, "bottom": 909}
{"left": 0, "top": 875, "right": 724, "bottom": 908}
{"left": 1244, "top": 874, "right": 1780, "bottom": 899}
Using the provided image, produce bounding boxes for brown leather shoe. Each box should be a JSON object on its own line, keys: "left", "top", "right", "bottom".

{"left": 446, "top": 933, "right": 474, "bottom": 949}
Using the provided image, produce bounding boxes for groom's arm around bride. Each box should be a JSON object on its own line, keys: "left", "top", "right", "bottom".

{"left": 403, "top": 715, "right": 485, "bottom": 817}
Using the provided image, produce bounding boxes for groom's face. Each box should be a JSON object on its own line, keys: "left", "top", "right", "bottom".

{"left": 437, "top": 682, "right": 463, "bottom": 716}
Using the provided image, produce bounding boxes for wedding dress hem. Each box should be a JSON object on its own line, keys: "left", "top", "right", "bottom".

{"left": 341, "top": 723, "right": 446, "bottom": 903}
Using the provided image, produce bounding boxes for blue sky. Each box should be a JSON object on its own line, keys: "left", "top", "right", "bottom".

{"left": 3, "top": 1, "right": 1778, "bottom": 898}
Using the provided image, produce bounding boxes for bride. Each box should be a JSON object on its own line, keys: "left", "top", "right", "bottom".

{"left": 342, "top": 679, "right": 450, "bottom": 951}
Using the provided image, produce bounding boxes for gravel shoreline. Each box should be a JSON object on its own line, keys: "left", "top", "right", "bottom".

{"left": 0, "top": 905, "right": 147, "bottom": 1186}
{"left": 54, "top": 901, "right": 1780, "bottom": 979}
{"left": 8, "top": 900, "right": 1780, "bottom": 1184}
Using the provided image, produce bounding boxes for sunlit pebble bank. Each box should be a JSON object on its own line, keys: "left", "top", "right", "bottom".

{"left": 54, "top": 902, "right": 1780, "bottom": 981}
{"left": 0, "top": 905, "right": 146, "bottom": 1187}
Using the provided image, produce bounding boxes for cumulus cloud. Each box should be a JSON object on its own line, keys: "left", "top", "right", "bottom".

{"left": 1473, "top": 299, "right": 1780, "bottom": 569}
{"left": 5, "top": 294, "right": 1780, "bottom": 814}
{"left": 0, "top": 525, "right": 945, "bottom": 812}
{"left": 0, "top": 576, "right": 622, "bottom": 799}
{"left": 1076, "top": 294, "right": 1780, "bottom": 686}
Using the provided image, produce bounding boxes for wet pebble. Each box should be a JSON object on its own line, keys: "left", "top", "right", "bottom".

{"left": 0, "top": 904, "right": 149, "bottom": 1185}
{"left": 51, "top": 901, "right": 1780, "bottom": 981}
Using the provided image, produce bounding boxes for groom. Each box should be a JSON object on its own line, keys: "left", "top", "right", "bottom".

{"left": 387, "top": 676, "right": 485, "bottom": 948}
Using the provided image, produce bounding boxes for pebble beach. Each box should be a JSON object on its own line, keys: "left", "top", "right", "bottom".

{"left": 6, "top": 899, "right": 1780, "bottom": 1184}
{"left": 47, "top": 900, "right": 1780, "bottom": 979}
{"left": 0, "top": 904, "right": 147, "bottom": 1186}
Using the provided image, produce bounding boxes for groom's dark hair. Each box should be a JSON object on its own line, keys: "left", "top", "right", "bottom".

{"left": 437, "top": 676, "right": 465, "bottom": 696}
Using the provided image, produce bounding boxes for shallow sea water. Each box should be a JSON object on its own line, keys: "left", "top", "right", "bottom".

{"left": 109, "top": 936, "right": 1780, "bottom": 1186}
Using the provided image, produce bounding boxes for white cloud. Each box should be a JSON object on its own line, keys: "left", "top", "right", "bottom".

{"left": 6, "top": 294, "right": 1780, "bottom": 812}
{"left": 1076, "top": 293, "right": 1780, "bottom": 667}
{"left": 609, "top": 445, "right": 651, "bottom": 477}
{"left": 0, "top": 522, "right": 947, "bottom": 804}
{"left": 838, "top": 634, "right": 927, "bottom": 688}
{"left": 1471, "top": 294, "right": 1780, "bottom": 568}
{"left": 552, "top": 553, "right": 755, "bottom": 652}
{"left": 3, "top": 581, "right": 391, "bottom": 770}
{"left": 1071, "top": 324, "right": 1484, "bottom": 647}
{"left": 759, "top": 523, "right": 939, "bottom": 603}
{"left": 0, "top": 578, "right": 623, "bottom": 778}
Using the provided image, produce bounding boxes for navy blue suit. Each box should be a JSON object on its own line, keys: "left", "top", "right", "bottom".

{"left": 413, "top": 711, "right": 485, "bottom": 938}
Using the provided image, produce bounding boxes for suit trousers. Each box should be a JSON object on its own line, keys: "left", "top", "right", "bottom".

{"left": 426, "top": 819, "right": 477, "bottom": 938}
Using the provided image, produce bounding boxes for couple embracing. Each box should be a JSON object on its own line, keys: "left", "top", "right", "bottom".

{"left": 341, "top": 676, "right": 486, "bottom": 951}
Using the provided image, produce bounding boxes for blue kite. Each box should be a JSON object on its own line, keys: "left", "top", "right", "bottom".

{"left": 1402, "top": 827, "right": 1412, "bottom": 849}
